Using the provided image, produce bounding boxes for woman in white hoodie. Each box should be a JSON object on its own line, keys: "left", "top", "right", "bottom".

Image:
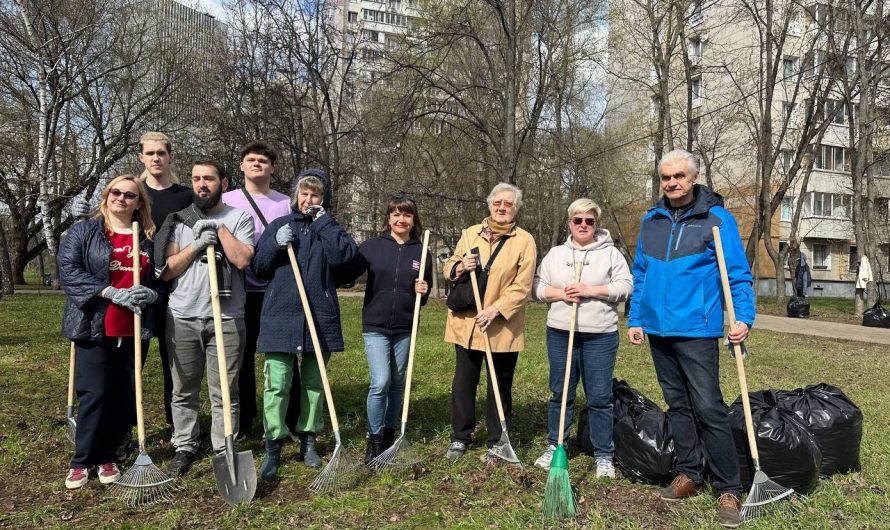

{"left": 532, "top": 198, "right": 633, "bottom": 478}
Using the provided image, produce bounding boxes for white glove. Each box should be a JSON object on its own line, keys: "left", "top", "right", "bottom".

{"left": 306, "top": 205, "right": 325, "bottom": 221}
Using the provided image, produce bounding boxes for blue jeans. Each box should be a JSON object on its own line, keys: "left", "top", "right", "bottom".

{"left": 546, "top": 327, "right": 618, "bottom": 457}
{"left": 364, "top": 332, "right": 410, "bottom": 435}
{"left": 649, "top": 335, "right": 742, "bottom": 496}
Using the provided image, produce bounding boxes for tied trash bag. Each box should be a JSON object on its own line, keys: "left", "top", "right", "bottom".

{"left": 578, "top": 379, "right": 660, "bottom": 455}
{"left": 580, "top": 379, "right": 676, "bottom": 485}
{"left": 729, "top": 390, "right": 822, "bottom": 494}
{"left": 776, "top": 383, "right": 863, "bottom": 477}
{"left": 862, "top": 302, "right": 890, "bottom": 328}
{"left": 787, "top": 296, "right": 810, "bottom": 318}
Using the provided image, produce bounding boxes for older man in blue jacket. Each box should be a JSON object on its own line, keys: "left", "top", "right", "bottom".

{"left": 627, "top": 149, "right": 754, "bottom": 529}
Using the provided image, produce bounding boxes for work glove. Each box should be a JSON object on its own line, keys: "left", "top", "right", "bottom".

{"left": 70, "top": 199, "right": 91, "bottom": 219}
{"left": 306, "top": 205, "right": 325, "bottom": 221}
{"left": 103, "top": 286, "right": 142, "bottom": 314}
{"left": 192, "top": 219, "right": 222, "bottom": 235}
{"left": 130, "top": 285, "right": 158, "bottom": 307}
{"left": 724, "top": 337, "right": 749, "bottom": 360}
{"left": 191, "top": 228, "right": 218, "bottom": 253}
{"left": 276, "top": 224, "right": 294, "bottom": 248}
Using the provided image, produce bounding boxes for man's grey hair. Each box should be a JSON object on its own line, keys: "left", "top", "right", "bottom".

{"left": 487, "top": 182, "right": 524, "bottom": 211}
{"left": 658, "top": 149, "right": 700, "bottom": 177}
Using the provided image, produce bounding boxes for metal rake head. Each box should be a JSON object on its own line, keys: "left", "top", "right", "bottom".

{"left": 65, "top": 415, "right": 77, "bottom": 446}
{"left": 741, "top": 470, "right": 805, "bottom": 522}
{"left": 108, "top": 453, "right": 176, "bottom": 507}
{"left": 309, "top": 440, "right": 363, "bottom": 494}
{"left": 369, "top": 436, "right": 421, "bottom": 473}
{"left": 487, "top": 430, "right": 521, "bottom": 466}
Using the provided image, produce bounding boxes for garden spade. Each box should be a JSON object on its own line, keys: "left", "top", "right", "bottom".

{"left": 206, "top": 245, "right": 256, "bottom": 505}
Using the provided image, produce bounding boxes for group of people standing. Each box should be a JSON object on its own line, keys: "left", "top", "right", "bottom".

{"left": 59, "top": 135, "right": 754, "bottom": 528}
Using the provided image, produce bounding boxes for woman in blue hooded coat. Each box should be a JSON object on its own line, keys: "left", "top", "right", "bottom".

{"left": 251, "top": 168, "right": 357, "bottom": 480}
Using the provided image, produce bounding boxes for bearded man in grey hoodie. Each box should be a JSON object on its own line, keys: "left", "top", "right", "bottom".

{"left": 531, "top": 197, "right": 633, "bottom": 478}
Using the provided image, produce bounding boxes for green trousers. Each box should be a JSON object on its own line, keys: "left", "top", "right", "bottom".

{"left": 262, "top": 351, "right": 331, "bottom": 441}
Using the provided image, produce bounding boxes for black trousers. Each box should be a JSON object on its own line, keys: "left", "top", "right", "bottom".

{"left": 450, "top": 345, "right": 518, "bottom": 446}
{"left": 239, "top": 291, "right": 264, "bottom": 434}
{"left": 145, "top": 293, "right": 173, "bottom": 426}
{"left": 71, "top": 337, "right": 141, "bottom": 468}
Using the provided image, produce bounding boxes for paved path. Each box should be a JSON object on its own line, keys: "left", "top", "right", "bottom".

{"left": 753, "top": 313, "right": 890, "bottom": 345}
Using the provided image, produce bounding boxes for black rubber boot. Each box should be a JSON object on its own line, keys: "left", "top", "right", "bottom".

{"left": 299, "top": 432, "right": 322, "bottom": 469}
{"left": 382, "top": 427, "right": 396, "bottom": 450}
{"left": 259, "top": 438, "right": 284, "bottom": 481}
{"left": 365, "top": 434, "right": 384, "bottom": 465}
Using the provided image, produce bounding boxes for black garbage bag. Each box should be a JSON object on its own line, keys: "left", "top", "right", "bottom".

{"left": 729, "top": 390, "right": 822, "bottom": 494}
{"left": 787, "top": 296, "right": 810, "bottom": 318}
{"left": 577, "top": 379, "right": 660, "bottom": 456}
{"left": 775, "top": 383, "right": 863, "bottom": 476}
{"left": 603, "top": 379, "right": 676, "bottom": 485}
{"left": 862, "top": 302, "right": 890, "bottom": 328}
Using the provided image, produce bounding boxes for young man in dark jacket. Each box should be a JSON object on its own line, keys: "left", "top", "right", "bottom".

{"left": 252, "top": 168, "right": 357, "bottom": 480}
{"left": 627, "top": 149, "right": 755, "bottom": 528}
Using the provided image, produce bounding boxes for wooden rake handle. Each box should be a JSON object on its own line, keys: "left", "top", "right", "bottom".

{"left": 67, "top": 342, "right": 76, "bottom": 409}
{"left": 206, "top": 244, "right": 235, "bottom": 438}
{"left": 286, "top": 243, "right": 341, "bottom": 432}
{"left": 132, "top": 222, "right": 147, "bottom": 446}
{"left": 712, "top": 226, "right": 760, "bottom": 463}
{"left": 400, "top": 230, "right": 430, "bottom": 425}
{"left": 556, "top": 260, "right": 584, "bottom": 446}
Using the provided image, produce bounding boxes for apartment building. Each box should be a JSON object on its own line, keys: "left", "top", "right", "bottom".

{"left": 606, "top": 0, "right": 890, "bottom": 297}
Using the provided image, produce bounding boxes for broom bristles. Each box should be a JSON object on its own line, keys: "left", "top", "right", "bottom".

{"left": 542, "top": 445, "right": 576, "bottom": 519}
{"left": 108, "top": 453, "right": 175, "bottom": 507}
{"left": 369, "top": 436, "right": 420, "bottom": 472}
{"left": 309, "top": 441, "right": 363, "bottom": 494}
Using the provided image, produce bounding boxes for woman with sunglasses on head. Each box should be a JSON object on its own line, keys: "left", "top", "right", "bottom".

{"left": 58, "top": 175, "right": 159, "bottom": 489}
{"left": 346, "top": 195, "right": 433, "bottom": 464}
{"left": 531, "top": 198, "right": 632, "bottom": 478}
{"left": 442, "top": 183, "right": 537, "bottom": 460}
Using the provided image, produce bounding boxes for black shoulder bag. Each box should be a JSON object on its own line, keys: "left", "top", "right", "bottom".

{"left": 446, "top": 237, "right": 508, "bottom": 312}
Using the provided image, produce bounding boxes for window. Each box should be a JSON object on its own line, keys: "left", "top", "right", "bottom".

{"left": 783, "top": 56, "right": 799, "bottom": 79}
{"left": 814, "top": 144, "right": 849, "bottom": 172}
{"left": 348, "top": 11, "right": 358, "bottom": 22}
{"left": 689, "top": 38, "right": 704, "bottom": 65}
{"left": 808, "top": 192, "right": 852, "bottom": 218}
{"left": 789, "top": 10, "right": 802, "bottom": 36}
{"left": 875, "top": 198, "right": 890, "bottom": 220}
{"left": 690, "top": 118, "right": 701, "bottom": 137}
{"left": 689, "top": 0, "right": 703, "bottom": 24}
{"left": 691, "top": 75, "right": 703, "bottom": 100}
{"left": 781, "top": 149, "right": 794, "bottom": 172}
{"left": 812, "top": 192, "right": 831, "bottom": 216}
{"left": 781, "top": 196, "right": 794, "bottom": 221}
{"left": 848, "top": 246, "right": 858, "bottom": 271}
{"left": 812, "top": 243, "right": 830, "bottom": 270}
{"left": 783, "top": 102, "right": 796, "bottom": 124}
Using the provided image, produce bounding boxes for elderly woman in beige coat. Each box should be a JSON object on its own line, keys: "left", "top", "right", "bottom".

{"left": 443, "top": 182, "right": 537, "bottom": 459}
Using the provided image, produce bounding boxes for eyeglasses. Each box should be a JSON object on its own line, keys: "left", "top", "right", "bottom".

{"left": 109, "top": 188, "right": 139, "bottom": 201}
{"left": 391, "top": 193, "right": 415, "bottom": 202}
{"left": 660, "top": 172, "right": 691, "bottom": 182}
{"left": 572, "top": 217, "right": 595, "bottom": 226}
{"left": 492, "top": 200, "right": 515, "bottom": 208}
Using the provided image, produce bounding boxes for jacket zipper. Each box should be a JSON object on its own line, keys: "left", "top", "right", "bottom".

{"left": 673, "top": 224, "right": 686, "bottom": 252}
{"left": 389, "top": 243, "right": 403, "bottom": 329}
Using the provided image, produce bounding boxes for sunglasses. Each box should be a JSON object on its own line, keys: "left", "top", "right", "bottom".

{"left": 572, "top": 217, "right": 595, "bottom": 226}
{"left": 109, "top": 188, "right": 139, "bottom": 201}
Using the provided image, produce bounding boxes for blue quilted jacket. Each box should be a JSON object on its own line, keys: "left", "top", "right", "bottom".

{"left": 627, "top": 185, "right": 755, "bottom": 338}
{"left": 252, "top": 171, "right": 357, "bottom": 355}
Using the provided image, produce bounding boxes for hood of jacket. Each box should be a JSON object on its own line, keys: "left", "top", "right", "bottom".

{"left": 563, "top": 228, "right": 615, "bottom": 252}
{"left": 290, "top": 167, "right": 332, "bottom": 214}
{"left": 652, "top": 184, "right": 724, "bottom": 219}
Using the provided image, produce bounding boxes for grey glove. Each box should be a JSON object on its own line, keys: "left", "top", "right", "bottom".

{"left": 191, "top": 228, "right": 219, "bottom": 253}
{"left": 306, "top": 205, "right": 325, "bottom": 221}
{"left": 103, "top": 286, "right": 142, "bottom": 314}
{"left": 192, "top": 219, "right": 221, "bottom": 235}
{"left": 724, "top": 337, "right": 749, "bottom": 360}
{"left": 130, "top": 285, "right": 158, "bottom": 307}
{"left": 276, "top": 224, "right": 294, "bottom": 247}
{"left": 70, "top": 199, "right": 91, "bottom": 220}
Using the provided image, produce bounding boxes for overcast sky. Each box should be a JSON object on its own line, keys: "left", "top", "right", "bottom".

{"left": 196, "top": 0, "right": 226, "bottom": 20}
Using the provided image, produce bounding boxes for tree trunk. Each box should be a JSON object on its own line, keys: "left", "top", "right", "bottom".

{"left": 0, "top": 219, "right": 15, "bottom": 294}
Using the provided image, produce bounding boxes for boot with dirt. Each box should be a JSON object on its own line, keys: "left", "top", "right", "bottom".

{"left": 259, "top": 438, "right": 284, "bottom": 481}
{"left": 365, "top": 434, "right": 384, "bottom": 465}
{"left": 299, "top": 432, "right": 322, "bottom": 469}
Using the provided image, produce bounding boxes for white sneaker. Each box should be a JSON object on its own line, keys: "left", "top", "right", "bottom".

{"left": 596, "top": 457, "right": 616, "bottom": 479}
{"left": 534, "top": 444, "right": 557, "bottom": 469}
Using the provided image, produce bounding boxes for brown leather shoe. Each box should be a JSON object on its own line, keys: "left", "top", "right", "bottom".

{"left": 717, "top": 492, "right": 742, "bottom": 528}
{"left": 659, "top": 473, "right": 700, "bottom": 501}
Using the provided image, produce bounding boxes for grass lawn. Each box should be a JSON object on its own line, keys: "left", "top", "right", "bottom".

{"left": 0, "top": 294, "right": 888, "bottom": 529}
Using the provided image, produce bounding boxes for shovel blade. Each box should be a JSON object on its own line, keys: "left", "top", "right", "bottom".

{"left": 212, "top": 449, "right": 257, "bottom": 505}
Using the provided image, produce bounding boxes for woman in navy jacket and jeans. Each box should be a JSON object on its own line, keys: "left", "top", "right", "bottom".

{"left": 58, "top": 175, "right": 158, "bottom": 489}
{"left": 351, "top": 195, "right": 433, "bottom": 463}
